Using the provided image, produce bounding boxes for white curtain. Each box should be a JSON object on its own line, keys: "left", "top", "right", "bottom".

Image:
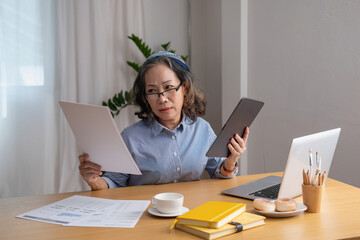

{"left": 0, "top": 0, "right": 144, "bottom": 198}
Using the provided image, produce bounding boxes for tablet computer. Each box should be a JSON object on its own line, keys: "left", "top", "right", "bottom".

{"left": 206, "top": 97, "right": 264, "bottom": 157}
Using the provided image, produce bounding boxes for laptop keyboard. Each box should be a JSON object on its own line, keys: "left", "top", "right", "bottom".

{"left": 249, "top": 184, "right": 280, "bottom": 200}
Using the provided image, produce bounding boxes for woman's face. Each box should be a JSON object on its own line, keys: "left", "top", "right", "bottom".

{"left": 144, "top": 63, "right": 186, "bottom": 130}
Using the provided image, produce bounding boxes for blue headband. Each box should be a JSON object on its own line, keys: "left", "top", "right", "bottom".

{"left": 145, "top": 51, "right": 189, "bottom": 71}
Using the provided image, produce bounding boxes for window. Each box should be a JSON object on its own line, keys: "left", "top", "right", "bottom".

{"left": 0, "top": 0, "right": 44, "bottom": 118}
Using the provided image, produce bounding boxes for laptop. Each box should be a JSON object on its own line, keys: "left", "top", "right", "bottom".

{"left": 206, "top": 97, "right": 264, "bottom": 157}
{"left": 222, "top": 128, "right": 341, "bottom": 200}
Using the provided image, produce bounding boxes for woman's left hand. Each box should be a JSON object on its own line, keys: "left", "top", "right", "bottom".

{"left": 223, "top": 127, "right": 249, "bottom": 173}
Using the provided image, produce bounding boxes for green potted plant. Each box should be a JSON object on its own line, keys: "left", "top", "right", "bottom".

{"left": 102, "top": 34, "right": 188, "bottom": 117}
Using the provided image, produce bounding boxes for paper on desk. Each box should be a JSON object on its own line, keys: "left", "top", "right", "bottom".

{"left": 16, "top": 195, "right": 150, "bottom": 228}
{"left": 17, "top": 195, "right": 113, "bottom": 225}
{"left": 65, "top": 199, "right": 150, "bottom": 228}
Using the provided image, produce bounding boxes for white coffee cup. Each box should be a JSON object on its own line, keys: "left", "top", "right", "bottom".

{"left": 151, "top": 192, "right": 184, "bottom": 214}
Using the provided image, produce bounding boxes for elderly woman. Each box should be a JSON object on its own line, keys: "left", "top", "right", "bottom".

{"left": 79, "top": 51, "right": 249, "bottom": 190}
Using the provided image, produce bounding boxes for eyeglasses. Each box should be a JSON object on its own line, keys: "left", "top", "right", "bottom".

{"left": 145, "top": 82, "right": 182, "bottom": 100}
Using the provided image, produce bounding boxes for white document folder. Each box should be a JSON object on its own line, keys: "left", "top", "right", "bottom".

{"left": 59, "top": 101, "right": 141, "bottom": 175}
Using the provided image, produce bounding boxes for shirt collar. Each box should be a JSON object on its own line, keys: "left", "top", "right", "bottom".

{"left": 149, "top": 114, "right": 189, "bottom": 136}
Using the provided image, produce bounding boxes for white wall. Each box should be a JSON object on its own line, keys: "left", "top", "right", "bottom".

{"left": 138, "top": 1, "right": 360, "bottom": 187}
{"left": 191, "top": 0, "right": 223, "bottom": 132}
{"left": 248, "top": 0, "right": 360, "bottom": 187}
{"left": 143, "top": 0, "right": 188, "bottom": 61}
{"left": 221, "top": 0, "right": 242, "bottom": 124}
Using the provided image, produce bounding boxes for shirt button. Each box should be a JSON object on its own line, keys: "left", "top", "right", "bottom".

{"left": 174, "top": 152, "right": 177, "bottom": 156}
{"left": 172, "top": 135, "right": 176, "bottom": 140}
{"left": 177, "top": 167, "right": 181, "bottom": 171}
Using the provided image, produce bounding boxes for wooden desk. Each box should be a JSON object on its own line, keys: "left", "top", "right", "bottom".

{"left": 1, "top": 172, "right": 359, "bottom": 240}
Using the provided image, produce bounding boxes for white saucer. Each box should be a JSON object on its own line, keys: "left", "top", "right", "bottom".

{"left": 148, "top": 206, "right": 189, "bottom": 217}
{"left": 254, "top": 203, "right": 307, "bottom": 218}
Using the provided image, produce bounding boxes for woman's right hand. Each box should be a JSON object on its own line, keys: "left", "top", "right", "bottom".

{"left": 78, "top": 153, "right": 108, "bottom": 190}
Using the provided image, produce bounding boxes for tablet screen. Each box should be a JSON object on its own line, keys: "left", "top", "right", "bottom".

{"left": 206, "top": 98, "right": 264, "bottom": 157}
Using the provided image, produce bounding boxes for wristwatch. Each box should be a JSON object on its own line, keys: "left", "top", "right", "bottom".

{"left": 222, "top": 161, "right": 238, "bottom": 172}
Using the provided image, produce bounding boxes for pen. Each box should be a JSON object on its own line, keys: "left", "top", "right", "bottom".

{"left": 169, "top": 219, "right": 178, "bottom": 232}
{"left": 316, "top": 152, "right": 321, "bottom": 170}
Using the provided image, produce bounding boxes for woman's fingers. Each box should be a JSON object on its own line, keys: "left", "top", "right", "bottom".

{"left": 224, "top": 128, "right": 250, "bottom": 173}
{"left": 78, "top": 154, "right": 101, "bottom": 170}
{"left": 81, "top": 169, "right": 102, "bottom": 178}
{"left": 78, "top": 154, "right": 102, "bottom": 180}
{"left": 230, "top": 134, "right": 246, "bottom": 152}
{"left": 79, "top": 163, "right": 101, "bottom": 173}
{"left": 227, "top": 129, "right": 250, "bottom": 159}
{"left": 79, "top": 166, "right": 98, "bottom": 176}
{"left": 82, "top": 160, "right": 101, "bottom": 170}
{"left": 228, "top": 144, "right": 242, "bottom": 158}
{"left": 242, "top": 127, "right": 250, "bottom": 143}
{"left": 78, "top": 153, "right": 89, "bottom": 164}
{"left": 230, "top": 137, "right": 245, "bottom": 152}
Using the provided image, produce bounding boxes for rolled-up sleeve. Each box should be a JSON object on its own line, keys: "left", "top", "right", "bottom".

{"left": 102, "top": 172, "right": 129, "bottom": 188}
{"left": 206, "top": 158, "right": 238, "bottom": 179}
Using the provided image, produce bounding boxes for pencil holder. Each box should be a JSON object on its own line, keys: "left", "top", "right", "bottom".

{"left": 302, "top": 184, "right": 324, "bottom": 213}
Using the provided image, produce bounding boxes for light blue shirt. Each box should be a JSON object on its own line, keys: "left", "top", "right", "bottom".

{"left": 102, "top": 116, "right": 237, "bottom": 188}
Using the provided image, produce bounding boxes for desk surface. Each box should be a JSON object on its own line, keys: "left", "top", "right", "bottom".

{"left": 1, "top": 172, "right": 360, "bottom": 240}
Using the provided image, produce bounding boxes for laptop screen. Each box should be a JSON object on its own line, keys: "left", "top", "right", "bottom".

{"left": 278, "top": 128, "right": 341, "bottom": 198}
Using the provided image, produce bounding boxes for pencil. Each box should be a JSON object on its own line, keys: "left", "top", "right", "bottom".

{"left": 322, "top": 171, "right": 327, "bottom": 186}
{"left": 312, "top": 172, "right": 319, "bottom": 186}
{"left": 303, "top": 168, "right": 306, "bottom": 185}
{"left": 306, "top": 170, "right": 310, "bottom": 185}
{"left": 312, "top": 169, "right": 320, "bottom": 185}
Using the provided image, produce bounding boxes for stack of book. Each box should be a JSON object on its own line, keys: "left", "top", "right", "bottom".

{"left": 172, "top": 201, "right": 265, "bottom": 240}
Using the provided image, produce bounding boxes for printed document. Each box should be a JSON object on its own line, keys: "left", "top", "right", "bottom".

{"left": 17, "top": 195, "right": 150, "bottom": 228}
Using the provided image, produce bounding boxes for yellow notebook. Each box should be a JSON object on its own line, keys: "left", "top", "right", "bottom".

{"left": 175, "top": 212, "right": 265, "bottom": 240}
{"left": 174, "top": 201, "right": 246, "bottom": 229}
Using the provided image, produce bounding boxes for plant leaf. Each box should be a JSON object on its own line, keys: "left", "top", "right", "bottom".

{"left": 118, "top": 91, "right": 125, "bottom": 105}
{"left": 126, "top": 61, "right": 141, "bottom": 73}
{"left": 181, "top": 55, "right": 188, "bottom": 63}
{"left": 161, "top": 42, "right": 170, "bottom": 51}
{"left": 112, "top": 96, "right": 122, "bottom": 107}
{"left": 107, "top": 99, "right": 117, "bottom": 111}
{"left": 102, "top": 101, "right": 108, "bottom": 106}
{"left": 128, "top": 34, "right": 153, "bottom": 58}
{"left": 125, "top": 91, "right": 131, "bottom": 102}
